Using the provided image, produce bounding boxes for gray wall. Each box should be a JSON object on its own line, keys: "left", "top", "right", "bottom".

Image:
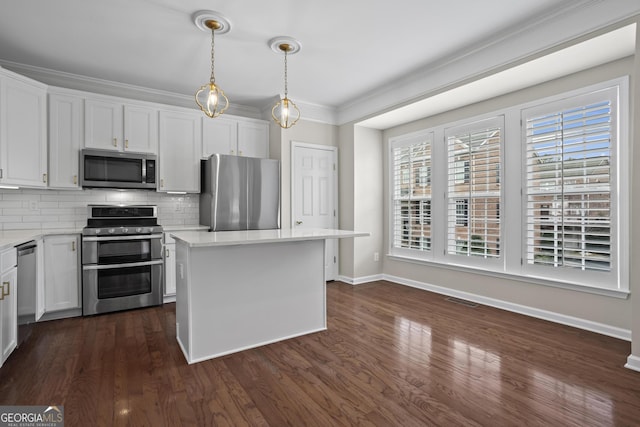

{"left": 380, "top": 57, "right": 634, "bottom": 331}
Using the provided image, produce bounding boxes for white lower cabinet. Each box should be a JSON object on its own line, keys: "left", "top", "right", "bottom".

{"left": 164, "top": 234, "right": 176, "bottom": 297}
{"left": 0, "top": 247, "right": 17, "bottom": 367}
{"left": 43, "top": 235, "right": 81, "bottom": 312}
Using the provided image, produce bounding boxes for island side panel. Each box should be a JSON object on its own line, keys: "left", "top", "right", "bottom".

{"left": 175, "top": 241, "right": 191, "bottom": 361}
{"left": 182, "top": 239, "right": 326, "bottom": 363}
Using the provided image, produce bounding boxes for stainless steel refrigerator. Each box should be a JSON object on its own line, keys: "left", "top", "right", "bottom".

{"left": 200, "top": 154, "right": 280, "bottom": 231}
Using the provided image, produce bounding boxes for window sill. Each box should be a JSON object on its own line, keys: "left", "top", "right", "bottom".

{"left": 387, "top": 254, "right": 630, "bottom": 299}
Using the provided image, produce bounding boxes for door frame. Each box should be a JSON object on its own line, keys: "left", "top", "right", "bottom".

{"left": 291, "top": 141, "right": 339, "bottom": 278}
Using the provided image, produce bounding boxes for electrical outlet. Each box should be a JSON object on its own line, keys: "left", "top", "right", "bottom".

{"left": 374, "top": 252, "right": 380, "bottom": 262}
{"left": 29, "top": 200, "right": 38, "bottom": 211}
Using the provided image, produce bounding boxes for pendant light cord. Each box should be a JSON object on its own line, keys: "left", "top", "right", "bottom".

{"left": 210, "top": 28, "right": 216, "bottom": 84}
{"left": 283, "top": 49, "right": 288, "bottom": 98}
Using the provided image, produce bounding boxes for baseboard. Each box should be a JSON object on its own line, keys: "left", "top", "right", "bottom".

{"left": 625, "top": 355, "right": 640, "bottom": 372}
{"left": 337, "top": 274, "right": 384, "bottom": 285}
{"left": 383, "top": 274, "right": 632, "bottom": 341}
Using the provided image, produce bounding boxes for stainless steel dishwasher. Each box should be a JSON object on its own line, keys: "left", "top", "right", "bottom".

{"left": 16, "top": 241, "right": 37, "bottom": 346}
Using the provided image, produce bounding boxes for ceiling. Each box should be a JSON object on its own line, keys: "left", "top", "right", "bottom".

{"left": 0, "top": 1, "right": 638, "bottom": 127}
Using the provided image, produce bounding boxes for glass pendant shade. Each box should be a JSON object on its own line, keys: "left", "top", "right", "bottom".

{"left": 272, "top": 97, "right": 300, "bottom": 129}
{"left": 196, "top": 82, "right": 229, "bottom": 118}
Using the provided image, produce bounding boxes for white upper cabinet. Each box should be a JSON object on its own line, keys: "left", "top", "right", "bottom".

{"left": 123, "top": 104, "right": 159, "bottom": 153}
{"left": 48, "top": 91, "right": 83, "bottom": 189}
{"left": 202, "top": 116, "right": 268, "bottom": 159}
{"left": 202, "top": 117, "right": 237, "bottom": 156}
{"left": 84, "top": 98, "right": 122, "bottom": 150}
{"left": 0, "top": 68, "right": 47, "bottom": 188}
{"left": 85, "top": 96, "right": 158, "bottom": 154}
{"left": 158, "top": 109, "right": 201, "bottom": 193}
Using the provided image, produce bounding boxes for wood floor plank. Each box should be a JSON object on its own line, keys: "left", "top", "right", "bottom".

{"left": 1, "top": 280, "right": 639, "bottom": 426}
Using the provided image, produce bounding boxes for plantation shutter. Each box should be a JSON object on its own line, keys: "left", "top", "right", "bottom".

{"left": 524, "top": 89, "right": 615, "bottom": 272}
{"left": 391, "top": 134, "right": 432, "bottom": 252}
{"left": 446, "top": 118, "right": 502, "bottom": 258}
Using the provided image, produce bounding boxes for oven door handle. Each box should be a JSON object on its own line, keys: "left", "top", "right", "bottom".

{"left": 82, "top": 259, "right": 164, "bottom": 270}
{"left": 82, "top": 233, "right": 163, "bottom": 242}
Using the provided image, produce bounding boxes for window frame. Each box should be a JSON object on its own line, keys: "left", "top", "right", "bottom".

{"left": 520, "top": 81, "right": 627, "bottom": 291}
{"left": 387, "top": 77, "right": 629, "bottom": 296}
{"left": 389, "top": 130, "right": 435, "bottom": 260}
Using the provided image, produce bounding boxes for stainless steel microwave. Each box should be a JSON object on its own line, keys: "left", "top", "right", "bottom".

{"left": 80, "top": 149, "right": 157, "bottom": 190}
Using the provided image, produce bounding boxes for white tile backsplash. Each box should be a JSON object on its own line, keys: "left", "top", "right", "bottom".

{"left": 0, "top": 188, "right": 200, "bottom": 230}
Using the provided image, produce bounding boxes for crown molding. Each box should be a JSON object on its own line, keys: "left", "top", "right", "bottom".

{"left": 0, "top": 59, "right": 263, "bottom": 119}
{"left": 338, "top": 0, "right": 640, "bottom": 127}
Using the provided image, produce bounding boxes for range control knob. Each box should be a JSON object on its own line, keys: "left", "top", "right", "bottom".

{"left": 122, "top": 228, "right": 129, "bottom": 234}
{"left": 94, "top": 229, "right": 101, "bottom": 235}
{"left": 108, "top": 228, "right": 116, "bottom": 234}
{"left": 136, "top": 227, "right": 143, "bottom": 233}
{"left": 148, "top": 227, "right": 154, "bottom": 233}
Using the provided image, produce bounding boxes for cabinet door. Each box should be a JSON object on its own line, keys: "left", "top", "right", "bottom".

{"left": 0, "top": 267, "right": 17, "bottom": 366}
{"left": 0, "top": 73, "right": 47, "bottom": 187}
{"left": 158, "top": 110, "right": 201, "bottom": 192}
{"left": 84, "top": 98, "right": 123, "bottom": 150}
{"left": 238, "top": 120, "right": 269, "bottom": 158}
{"left": 202, "top": 117, "right": 237, "bottom": 157}
{"left": 124, "top": 104, "right": 158, "bottom": 154}
{"left": 164, "top": 236, "right": 176, "bottom": 296}
{"left": 48, "top": 93, "right": 83, "bottom": 189}
{"left": 43, "top": 235, "right": 81, "bottom": 312}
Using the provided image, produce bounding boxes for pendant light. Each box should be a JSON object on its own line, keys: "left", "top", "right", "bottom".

{"left": 193, "top": 11, "right": 231, "bottom": 118}
{"left": 269, "top": 37, "right": 301, "bottom": 129}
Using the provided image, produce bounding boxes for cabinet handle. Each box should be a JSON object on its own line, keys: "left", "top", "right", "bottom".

{"left": 160, "top": 179, "right": 164, "bottom": 188}
{"left": 73, "top": 175, "right": 78, "bottom": 185}
{"left": 125, "top": 139, "right": 129, "bottom": 149}
{"left": 0, "top": 168, "right": 3, "bottom": 179}
{"left": 165, "top": 248, "right": 169, "bottom": 258}
{"left": 43, "top": 173, "right": 47, "bottom": 183}
{"left": 113, "top": 138, "right": 118, "bottom": 147}
{"left": 230, "top": 150, "right": 235, "bottom": 155}
{"left": 71, "top": 241, "right": 76, "bottom": 251}
{"left": 2, "top": 281, "right": 9, "bottom": 298}
{"left": 0, "top": 282, "right": 5, "bottom": 300}
{"left": 239, "top": 150, "right": 243, "bottom": 156}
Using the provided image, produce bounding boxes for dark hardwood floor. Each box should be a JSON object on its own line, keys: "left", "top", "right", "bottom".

{"left": 1, "top": 280, "right": 639, "bottom": 426}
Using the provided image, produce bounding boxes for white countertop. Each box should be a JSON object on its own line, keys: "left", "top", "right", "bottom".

{"left": 0, "top": 224, "right": 209, "bottom": 252}
{"left": 161, "top": 224, "right": 209, "bottom": 232}
{"left": 0, "top": 228, "right": 82, "bottom": 252}
{"left": 170, "top": 228, "right": 370, "bottom": 248}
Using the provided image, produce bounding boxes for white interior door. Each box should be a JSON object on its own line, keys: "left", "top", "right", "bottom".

{"left": 292, "top": 142, "right": 338, "bottom": 281}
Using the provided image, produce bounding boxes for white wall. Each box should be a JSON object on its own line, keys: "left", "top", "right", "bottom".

{"left": 378, "top": 57, "right": 634, "bottom": 333}
{"left": 0, "top": 188, "right": 198, "bottom": 230}
{"left": 270, "top": 120, "right": 338, "bottom": 229}
{"left": 628, "top": 19, "right": 640, "bottom": 367}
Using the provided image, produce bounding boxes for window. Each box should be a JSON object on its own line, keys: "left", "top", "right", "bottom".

{"left": 388, "top": 78, "right": 627, "bottom": 294}
{"left": 455, "top": 199, "right": 468, "bottom": 226}
{"left": 391, "top": 132, "right": 433, "bottom": 253}
{"left": 446, "top": 117, "right": 502, "bottom": 259}
{"left": 523, "top": 86, "right": 620, "bottom": 282}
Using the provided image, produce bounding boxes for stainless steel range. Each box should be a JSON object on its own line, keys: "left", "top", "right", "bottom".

{"left": 82, "top": 205, "right": 163, "bottom": 316}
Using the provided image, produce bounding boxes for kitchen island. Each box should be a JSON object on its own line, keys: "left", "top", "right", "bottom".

{"left": 170, "top": 228, "right": 368, "bottom": 364}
